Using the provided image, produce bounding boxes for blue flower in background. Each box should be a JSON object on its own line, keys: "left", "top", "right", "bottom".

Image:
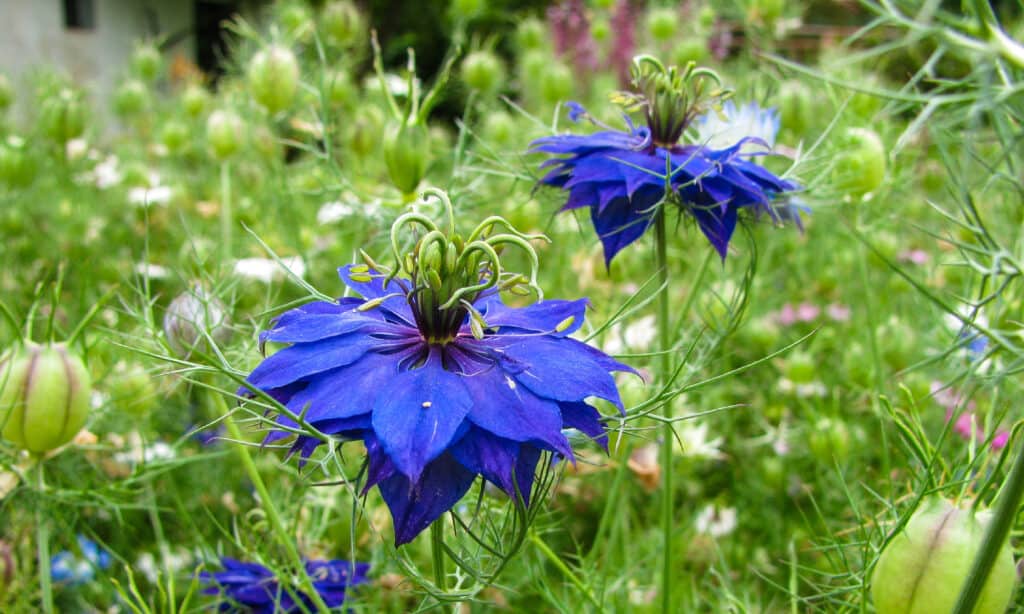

{"left": 694, "top": 100, "right": 780, "bottom": 152}
{"left": 532, "top": 59, "right": 801, "bottom": 266}
{"left": 51, "top": 535, "right": 112, "bottom": 586}
{"left": 200, "top": 557, "right": 369, "bottom": 613}
{"left": 245, "top": 263, "right": 633, "bottom": 545}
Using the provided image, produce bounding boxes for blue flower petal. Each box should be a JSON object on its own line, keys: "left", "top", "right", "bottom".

{"left": 246, "top": 332, "right": 382, "bottom": 390}
{"left": 371, "top": 353, "right": 474, "bottom": 482}
{"left": 449, "top": 428, "right": 540, "bottom": 504}
{"left": 560, "top": 402, "right": 610, "bottom": 450}
{"left": 379, "top": 452, "right": 476, "bottom": 546}
{"left": 480, "top": 298, "right": 589, "bottom": 337}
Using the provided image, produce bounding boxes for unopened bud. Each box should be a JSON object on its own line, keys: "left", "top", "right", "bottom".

{"left": 461, "top": 51, "right": 505, "bottom": 98}
{"left": 206, "top": 109, "right": 245, "bottom": 160}
{"left": 163, "top": 287, "right": 233, "bottom": 358}
{"left": 131, "top": 43, "right": 163, "bottom": 82}
{"left": 871, "top": 497, "right": 1016, "bottom": 614}
{"left": 0, "top": 343, "right": 92, "bottom": 453}
{"left": 383, "top": 122, "right": 430, "bottom": 196}
{"left": 248, "top": 45, "right": 300, "bottom": 114}
{"left": 0, "top": 136, "right": 38, "bottom": 188}
{"left": 39, "top": 88, "right": 86, "bottom": 144}
{"left": 113, "top": 79, "right": 151, "bottom": 117}
{"left": 181, "top": 84, "right": 210, "bottom": 118}
{"left": 321, "top": 1, "right": 365, "bottom": 48}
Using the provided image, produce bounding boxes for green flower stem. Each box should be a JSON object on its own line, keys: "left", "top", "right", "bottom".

{"left": 430, "top": 521, "right": 447, "bottom": 592}
{"left": 210, "top": 392, "right": 330, "bottom": 613}
{"left": 34, "top": 459, "right": 53, "bottom": 614}
{"left": 953, "top": 434, "right": 1024, "bottom": 614}
{"left": 654, "top": 209, "right": 675, "bottom": 614}
{"left": 529, "top": 530, "right": 604, "bottom": 613}
{"left": 220, "top": 162, "right": 232, "bottom": 261}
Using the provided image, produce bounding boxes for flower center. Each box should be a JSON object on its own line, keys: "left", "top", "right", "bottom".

{"left": 616, "top": 56, "right": 731, "bottom": 149}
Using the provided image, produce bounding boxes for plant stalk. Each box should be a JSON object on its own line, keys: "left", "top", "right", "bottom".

{"left": 35, "top": 459, "right": 53, "bottom": 614}
{"left": 211, "top": 392, "right": 330, "bottom": 613}
{"left": 431, "top": 520, "right": 447, "bottom": 592}
{"left": 953, "top": 433, "right": 1024, "bottom": 613}
{"left": 220, "top": 162, "right": 232, "bottom": 262}
{"left": 654, "top": 210, "right": 675, "bottom": 614}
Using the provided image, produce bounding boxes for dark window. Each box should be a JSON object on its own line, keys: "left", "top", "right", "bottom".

{"left": 195, "top": 1, "right": 239, "bottom": 81}
{"left": 63, "top": 0, "right": 96, "bottom": 30}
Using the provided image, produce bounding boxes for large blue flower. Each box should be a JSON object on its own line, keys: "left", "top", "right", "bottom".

{"left": 200, "top": 557, "right": 369, "bottom": 613}
{"left": 245, "top": 265, "right": 633, "bottom": 545}
{"left": 532, "top": 101, "right": 800, "bottom": 266}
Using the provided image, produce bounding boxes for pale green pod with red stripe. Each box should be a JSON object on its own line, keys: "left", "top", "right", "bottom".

{"left": 0, "top": 343, "right": 91, "bottom": 453}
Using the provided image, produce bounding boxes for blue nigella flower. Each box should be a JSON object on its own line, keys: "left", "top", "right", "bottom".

{"left": 694, "top": 99, "right": 780, "bottom": 152}
{"left": 51, "top": 535, "right": 112, "bottom": 586}
{"left": 200, "top": 557, "right": 369, "bottom": 613}
{"left": 244, "top": 261, "right": 633, "bottom": 545}
{"left": 531, "top": 59, "right": 801, "bottom": 266}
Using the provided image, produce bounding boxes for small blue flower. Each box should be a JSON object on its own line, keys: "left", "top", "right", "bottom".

{"left": 533, "top": 102, "right": 800, "bottom": 265}
{"left": 244, "top": 265, "right": 633, "bottom": 545}
{"left": 200, "top": 557, "right": 369, "bottom": 613}
{"left": 51, "top": 535, "right": 112, "bottom": 586}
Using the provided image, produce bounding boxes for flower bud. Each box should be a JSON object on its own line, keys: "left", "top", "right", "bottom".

{"left": 39, "top": 88, "right": 86, "bottom": 144}
{"left": 321, "top": 1, "right": 365, "bottom": 48}
{"left": 0, "top": 343, "right": 92, "bottom": 453}
{"left": 132, "top": 43, "right": 163, "bottom": 82}
{"left": 834, "top": 127, "right": 886, "bottom": 198}
{"left": 206, "top": 109, "right": 244, "bottom": 160}
{"left": 279, "top": 3, "right": 313, "bottom": 41}
{"left": 461, "top": 50, "right": 505, "bottom": 98}
{"left": 113, "top": 79, "right": 151, "bottom": 117}
{"left": 163, "top": 287, "right": 233, "bottom": 358}
{"left": 0, "top": 136, "right": 38, "bottom": 188}
{"left": 181, "top": 84, "right": 210, "bottom": 118}
{"left": 383, "top": 122, "right": 430, "bottom": 196}
{"left": 515, "top": 18, "right": 546, "bottom": 52}
{"left": 671, "top": 39, "right": 708, "bottom": 67}
{"left": 326, "top": 70, "right": 356, "bottom": 108}
{"left": 248, "top": 45, "right": 300, "bottom": 114}
{"left": 872, "top": 498, "right": 1016, "bottom": 614}
{"left": 808, "top": 418, "right": 850, "bottom": 464}
{"left": 777, "top": 81, "right": 813, "bottom": 136}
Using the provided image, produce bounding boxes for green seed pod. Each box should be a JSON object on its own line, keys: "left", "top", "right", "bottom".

{"left": 181, "top": 84, "right": 210, "bottom": 118}
{"left": 540, "top": 61, "right": 573, "bottom": 107}
{"left": 460, "top": 50, "right": 505, "bottom": 98}
{"left": 248, "top": 45, "right": 300, "bottom": 114}
{"left": 671, "top": 39, "right": 708, "bottom": 67}
{"left": 326, "top": 70, "right": 356, "bottom": 108}
{"left": 107, "top": 362, "right": 158, "bottom": 417}
{"left": 163, "top": 287, "right": 233, "bottom": 358}
{"left": 872, "top": 498, "right": 1016, "bottom": 614}
{"left": 481, "top": 110, "right": 516, "bottom": 146}
{"left": 808, "top": 418, "right": 850, "bottom": 464}
{"left": 777, "top": 80, "right": 813, "bottom": 136}
{"left": 383, "top": 122, "right": 430, "bottom": 196}
{"left": 450, "top": 0, "right": 483, "bottom": 20}
{"left": 834, "top": 127, "right": 886, "bottom": 198}
{"left": 206, "top": 109, "right": 245, "bottom": 160}
{"left": 321, "top": 1, "right": 365, "bottom": 48}
{"left": 0, "top": 343, "right": 92, "bottom": 453}
{"left": 783, "top": 351, "right": 816, "bottom": 384}
{"left": 113, "top": 79, "right": 151, "bottom": 117}
{"left": 0, "top": 136, "right": 38, "bottom": 188}
{"left": 646, "top": 8, "right": 678, "bottom": 42}
{"left": 132, "top": 43, "right": 163, "bottom": 82}
{"left": 0, "top": 74, "right": 13, "bottom": 111}
{"left": 38, "top": 88, "right": 86, "bottom": 144}
{"left": 515, "top": 18, "right": 546, "bottom": 52}
{"left": 279, "top": 3, "right": 313, "bottom": 42}
{"left": 160, "top": 119, "right": 190, "bottom": 154}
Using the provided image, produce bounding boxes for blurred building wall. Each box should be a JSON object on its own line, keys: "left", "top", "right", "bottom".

{"left": 0, "top": 0, "right": 194, "bottom": 129}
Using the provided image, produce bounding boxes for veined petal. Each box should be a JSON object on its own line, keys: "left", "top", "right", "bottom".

{"left": 246, "top": 332, "right": 380, "bottom": 390}
{"left": 449, "top": 428, "right": 540, "bottom": 504}
{"left": 379, "top": 452, "right": 476, "bottom": 546}
{"left": 478, "top": 298, "right": 589, "bottom": 337}
{"left": 459, "top": 366, "right": 571, "bottom": 457}
{"left": 262, "top": 312, "right": 395, "bottom": 344}
{"left": 371, "top": 353, "right": 473, "bottom": 482}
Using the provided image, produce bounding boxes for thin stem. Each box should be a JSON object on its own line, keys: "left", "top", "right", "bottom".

{"left": 210, "top": 392, "right": 330, "bottom": 613}
{"left": 430, "top": 520, "right": 447, "bottom": 592}
{"left": 35, "top": 459, "right": 53, "bottom": 614}
{"left": 654, "top": 210, "right": 675, "bottom": 614}
{"left": 529, "top": 531, "right": 604, "bottom": 613}
{"left": 220, "top": 162, "right": 232, "bottom": 262}
{"left": 953, "top": 434, "right": 1024, "bottom": 613}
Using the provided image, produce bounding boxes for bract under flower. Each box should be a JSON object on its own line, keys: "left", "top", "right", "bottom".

{"left": 200, "top": 557, "right": 369, "bottom": 613}
{"left": 532, "top": 103, "right": 800, "bottom": 265}
{"left": 244, "top": 265, "right": 634, "bottom": 545}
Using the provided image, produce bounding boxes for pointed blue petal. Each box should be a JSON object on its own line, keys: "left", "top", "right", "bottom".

{"left": 379, "top": 453, "right": 476, "bottom": 546}
{"left": 479, "top": 298, "right": 589, "bottom": 337}
{"left": 371, "top": 354, "right": 473, "bottom": 482}
{"left": 497, "top": 335, "right": 625, "bottom": 410}
{"left": 246, "top": 332, "right": 381, "bottom": 390}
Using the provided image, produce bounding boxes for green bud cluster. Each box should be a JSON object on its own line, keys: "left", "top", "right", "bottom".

{"left": 616, "top": 56, "right": 731, "bottom": 148}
